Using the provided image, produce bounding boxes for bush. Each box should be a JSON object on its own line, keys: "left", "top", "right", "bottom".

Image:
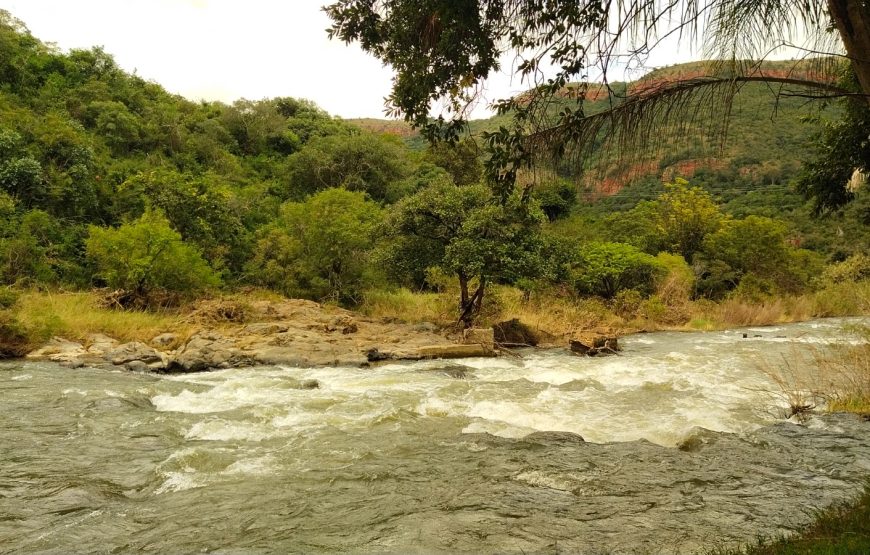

{"left": 0, "top": 287, "right": 18, "bottom": 309}
{"left": 533, "top": 179, "right": 577, "bottom": 221}
{"left": 571, "top": 242, "right": 666, "bottom": 299}
{"left": 246, "top": 188, "right": 382, "bottom": 304}
{"left": 86, "top": 209, "right": 220, "bottom": 301}
{"left": 0, "top": 310, "right": 32, "bottom": 358}
{"left": 823, "top": 253, "right": 870, "bottom": 284}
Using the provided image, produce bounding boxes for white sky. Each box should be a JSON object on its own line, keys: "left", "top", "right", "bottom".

{"left": 0, "top": 0, "right": 702, "bottom": 119}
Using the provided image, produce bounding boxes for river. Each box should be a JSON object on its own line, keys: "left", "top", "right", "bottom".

{"left": 2, "top": 318, "right": 869, "bottom": 554}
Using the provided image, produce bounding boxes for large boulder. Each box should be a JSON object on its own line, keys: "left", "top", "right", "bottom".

{"left": 167, "top": 332, "right": 255, "bottom": 372}
{"left": 106, "top": 341, "right": 167, "bottom": 369}
{"left": 493, "top": 319, "right": 540, "bottom": 346}
{"left": 27, "top": 337, "right": 88, "bottom": 363}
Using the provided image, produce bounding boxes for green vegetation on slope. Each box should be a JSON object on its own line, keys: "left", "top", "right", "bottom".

{"left": 0, "top": 9, "right": 868, "bottom": 356}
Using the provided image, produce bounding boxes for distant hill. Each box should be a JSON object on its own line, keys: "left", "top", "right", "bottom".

{"left": 348, "top": 59, "right": 837, "bottom": 199}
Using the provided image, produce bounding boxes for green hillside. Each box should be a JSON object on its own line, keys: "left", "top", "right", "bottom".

{"left": 351, "top": 61, "right": 868, "bottom": 260}
{"left": 0, "top": 8, "right": 867, "bottom": 347}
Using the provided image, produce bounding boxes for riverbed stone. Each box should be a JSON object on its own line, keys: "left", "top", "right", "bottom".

{"left": 168, "top": 332, "right": 255, "bottom": 372}
{"left": 412, "top": 343, "right": 495, "bottom": 359}
{"left": 107, "top": 342, "right": 165, "bottom": 366}
{"left": 125, "top": 360, "right": 149, "bottom": 372}
{"left": 419, "top": 363, "right": 475, "bottom": 379}
{"left": 85, "top": 334, "right": 119, "bottom": 355}
{"left": 27, "top": 337, "right": 88, "bottom": 363}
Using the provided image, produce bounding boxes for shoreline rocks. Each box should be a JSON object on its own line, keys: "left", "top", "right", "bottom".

{"left": 23, "top": 299, "right": 500, "bottom": 373}
{"left": 22, "top": 300, "right": 628, "bottom": 372}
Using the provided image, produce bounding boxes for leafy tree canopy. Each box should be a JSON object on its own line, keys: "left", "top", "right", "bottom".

{"left": 246, "top": 188, "right": 383, "bottom": 303}
{"left": 86, "top": 209, "right": 220, "bottom": 299}
{"left": 383, "top": 176, "right": 546, "bottom": 324}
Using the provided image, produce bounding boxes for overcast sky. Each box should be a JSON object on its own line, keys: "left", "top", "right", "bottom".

{"left": 0, "top": 0, "right": 702, "bottom": 119}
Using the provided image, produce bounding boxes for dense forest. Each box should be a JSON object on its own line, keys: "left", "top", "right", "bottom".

{"left": 0, "top": 9, "right": 868, "bottom": 341}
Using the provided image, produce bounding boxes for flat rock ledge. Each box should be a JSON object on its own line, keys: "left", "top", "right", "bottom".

{"left": 25, "top": 300, "right": 497, "bottom": 373}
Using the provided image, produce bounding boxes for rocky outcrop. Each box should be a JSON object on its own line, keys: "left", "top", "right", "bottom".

{"left": 26, "top": 337, "right": 89, "bottom": 367}
{"left": 106, "top": 341, "right": 168, "bottom": 371}
{"left": 25, "top": 299, "right": 498, "bottom": 372}
{"left": 167, "top": 332, "right": 255, "bottom": 372}
{"left": 85, "top": 334, "right": 119, "bottom": 356}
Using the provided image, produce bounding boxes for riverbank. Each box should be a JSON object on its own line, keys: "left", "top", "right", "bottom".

{"left": 712, "top": 484, "right": 870, "bottom": 555}
{"left": 3, "top": 281, "right": 869, "bottom": 365}
{"left": 361, "top": 280, "right": 870, "bottom": 340}
{"left": 11, "top": 291, "right": 499, "bottom": 372}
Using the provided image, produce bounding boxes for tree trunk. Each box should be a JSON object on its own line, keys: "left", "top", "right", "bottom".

{"left": 458, "top": 272, "right": 469, "bottom": 310}
{"left": 458, "top": 276, "right": 486, "bottom": 329}
{"left": 829, "top": 0, "right": 870, "bottom": 104}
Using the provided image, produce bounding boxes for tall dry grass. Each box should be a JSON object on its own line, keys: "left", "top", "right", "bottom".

{"left": 358, "top": 288, "right": 456, "bottom": 325}
{"left": 759, "top": 327, "right": 870, "bottom": 417}
{"left": 488, "top": 285, "right": 623, "bottom": 340}
{"left": 13, "top": 290, "right": 195, "bottom": 344}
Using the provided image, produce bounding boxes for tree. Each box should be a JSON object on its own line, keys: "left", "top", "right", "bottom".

{"left": 695, "top": 215, "right": 823, "bottom": 297}
{"left": 86, "top": 209, "right": 220, "bottom": 299}
{"left": 532, "top": 179, "right": 577, "bottom": 221}
{"left": 649, "top": 179, "right": 724, "bottom": 261}
{"left": 571, "top": 242, "right": 666, "bottom": 299}
{"left": 245, "top": 188, "right": 383, "bottom": 304}
{"left": 424, "top": 138, "right": 483, "bottom": 186}
{"left": 796, "top": 89, "right": 870, "bottom": 214}
{"left": 604, "top": 179, "right": 723, "bottom": 260}
{"left": 383, "top": 177, "right": 545, "bottom": 325}
{"left": 115, "top": 169, "right": 248, "bottom": 270}
{"left": 282, "top": 133, "right": 412, "bottom": 201}
{"left": 326, "top": 1, "right": 870, "bottom": 200}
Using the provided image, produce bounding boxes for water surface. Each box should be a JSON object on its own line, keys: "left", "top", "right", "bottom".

{"left": 2, "top": 318, "right": 869, "bottom": 553}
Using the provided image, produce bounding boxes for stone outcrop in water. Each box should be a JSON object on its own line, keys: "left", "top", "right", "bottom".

{"left": 570, "top": 335, "right": 620, "bottom": 356}
{"left": 25, "top": 299, "right": 496, "bottom": 372}
{"left": 26, "top": 337, "right": 89, "bottom": 366}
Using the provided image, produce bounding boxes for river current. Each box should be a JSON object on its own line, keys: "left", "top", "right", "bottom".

{"left": 2, "top": 318, "right": 869, "bottom": 554}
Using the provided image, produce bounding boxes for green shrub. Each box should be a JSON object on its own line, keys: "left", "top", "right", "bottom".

{"left": 86, "top": 209, "right": 220, "bottom": 299}
{"left": 0, "top": 287, "right": 18, "bottom": 309}
{"left": 823, "top": 253, "right": 870, "bottom": 284}
{"left": 612, "top": 289, "right": 643, "bottom": 318}
{"left": 246, "top": 188, "right": 383, "bottom": 304}
{"left": 571, "top": 242, "right": 666, "bottom": 299}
